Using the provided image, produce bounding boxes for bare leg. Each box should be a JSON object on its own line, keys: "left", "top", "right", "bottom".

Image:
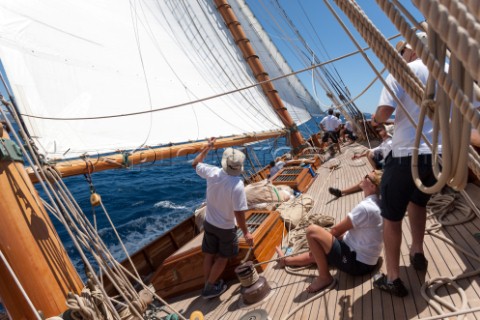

{"left": 305, "top": 225, "right": 334, "bottom": 292}
{"left": 341, "top": 182, "right": 362, "bottom": 196}
{"left": 383, "top": 219, "right": 402, "bottom": 281}
{"left": 275, "top": 246, "right": 314, "bottom": 267}
{"left": 407, "top": 202, "right": 426, "bottom": 255}
{"left": 203, "top": 253, "right": 215, "bottom": 284}
{"left": 206, "top": 256, "right": 228, "bottom": 285}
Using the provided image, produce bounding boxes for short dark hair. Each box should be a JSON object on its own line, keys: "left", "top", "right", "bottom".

{"left": 328, "top": 108, "right": 334, "bottom": 115}
{"left": 269, "top": 161, "right": 275, "bottom": 166}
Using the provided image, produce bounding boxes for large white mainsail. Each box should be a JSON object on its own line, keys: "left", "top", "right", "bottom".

{"left": 0, "top": 0, "right": 317, "bottom": 160}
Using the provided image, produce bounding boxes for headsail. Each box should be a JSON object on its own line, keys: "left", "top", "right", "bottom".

{"left": 0, "top": 0, "right": 318, "bottom": 161}
{"left": 231, "top": 0, "right": 322, "bottom": 120}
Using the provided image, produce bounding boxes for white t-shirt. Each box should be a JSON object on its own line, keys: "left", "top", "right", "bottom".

{"left": 345, "top": 121, "right": 353, "bottom": 132}
{"left": 270, "top": 161, "right": 285, "bottom": 177}
{"left": 372, "top": 137, "right": 392, "bottom": 159}
{"left": 378, "top": 59, "right": 442, "bottom": 157}
{"left": 196, "top": 163, "right": 248, "bottom": 229}
{"left": 343, "top": 195, "right": 383, "bottom": 265}
{"left": 320, "top": 115, "right": 340, "bottom": 131}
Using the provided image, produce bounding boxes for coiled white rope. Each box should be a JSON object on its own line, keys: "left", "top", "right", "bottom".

{"left": 419, "top": 191, "right": 480, "bottom": 319}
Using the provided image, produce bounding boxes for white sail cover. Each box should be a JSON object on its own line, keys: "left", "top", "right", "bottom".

{"left": 0, "top": 0, "right": 316, "bottom": 160}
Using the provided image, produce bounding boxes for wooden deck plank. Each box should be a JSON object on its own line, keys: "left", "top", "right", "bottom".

{"left": 162, "top": 141, "right": 480, "bottom": 320}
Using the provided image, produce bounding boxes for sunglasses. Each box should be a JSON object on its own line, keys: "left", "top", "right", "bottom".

{"left": 364, "top": 174, "right": 377, "bottom": 185}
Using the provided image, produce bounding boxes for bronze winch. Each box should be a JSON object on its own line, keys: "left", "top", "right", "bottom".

{"left": 234, "top": 261, "right": 272, "bottom": 305}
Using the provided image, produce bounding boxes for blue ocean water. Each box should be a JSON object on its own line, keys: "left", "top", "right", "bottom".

{"left": 50, "top": 118, "right": 323, "bottom": 277}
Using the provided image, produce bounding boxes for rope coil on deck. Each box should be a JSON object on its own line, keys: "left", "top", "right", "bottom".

{"left": 420, "top": 190, "right": 480, "bottom": 319}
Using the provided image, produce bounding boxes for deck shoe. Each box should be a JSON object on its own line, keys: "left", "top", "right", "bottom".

{"left": 215, "top": 279, "right": 225, "bottom": 288}
{"left": 201, "top": 281, "right": 228, "bottom": 299}
{"left": 410, "top": 253, "right": 428, "bottom": 271}
{"left": 328, "top": 187, "right": 342, "bottom": 198}
{"left": 373, "top": 273, "right": 408, "bottom": 297}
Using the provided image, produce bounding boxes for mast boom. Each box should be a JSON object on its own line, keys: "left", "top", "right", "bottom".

{"left": 28, "top": 130, "right": 286, "bottom": 183}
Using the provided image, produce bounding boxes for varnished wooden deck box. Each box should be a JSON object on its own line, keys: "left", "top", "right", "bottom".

{"left": 151, "top": 210, "right": 284, "bottom": 298}
{"left": 271, "top": 166, "right": 314, "bottom": 193}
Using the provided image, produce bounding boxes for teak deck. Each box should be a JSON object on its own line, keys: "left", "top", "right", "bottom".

{"left": 165, "top": 142, "right": 480, "bottom": 320}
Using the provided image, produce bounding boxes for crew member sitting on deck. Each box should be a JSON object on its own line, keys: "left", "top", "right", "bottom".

{"left": 276, "top": 170, "right": 383, "bottom": 293}
{"left": 268, "top": 157, "right": 285, "bottom": 178}
{"left": 328, "top": 124, "right": 393, "bottom": 198}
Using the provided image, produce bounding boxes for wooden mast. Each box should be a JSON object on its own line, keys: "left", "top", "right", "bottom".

{"left": 0, "top": 125, "right": 83, "bottom": 318}
{"left": 214, "top": 0, "right": 307, "bottom": 154}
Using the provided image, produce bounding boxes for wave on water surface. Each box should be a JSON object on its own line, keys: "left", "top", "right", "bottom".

{"left": 154, "top": 200, "right": 188, "bottom": 210}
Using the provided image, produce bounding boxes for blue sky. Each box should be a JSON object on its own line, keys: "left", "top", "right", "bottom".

{"left": 246, "top": 0, "right": 426, "bottom": 114}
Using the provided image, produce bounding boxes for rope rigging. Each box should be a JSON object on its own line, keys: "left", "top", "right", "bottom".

{"left": 0, "top": 101, "right": 187, "bottom": 319}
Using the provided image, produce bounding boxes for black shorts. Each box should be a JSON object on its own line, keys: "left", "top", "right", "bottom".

{"left": 380, "top": 154, "right": 437, "bottom": 222}
{"left": 202, "top": 221, "right": 239, "bottom": 258}
{"left": 326, "top": 238, "right": 376, "bottom": 276}
{"left": 322, "top": 131, "right": 339, "bottom": 143}
{"left": 372, "top": 152, "right": 384, "bottom": 170}
{"left": 345, "top": 129, "right": 357, "bottom": 141}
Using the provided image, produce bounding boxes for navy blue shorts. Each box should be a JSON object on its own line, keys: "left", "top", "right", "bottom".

{"left": 380, "top": 154, "right": 437, "bottom": 222}
{"left": 326, "top": 238, "right": 376, "bottom": 276}
{"left": 202, "top": 221, "right": 239, "bottom": 258}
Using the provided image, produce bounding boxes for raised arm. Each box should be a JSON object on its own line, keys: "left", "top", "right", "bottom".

{"left": 192, "top": 137, "right": 216, "bottom": 168}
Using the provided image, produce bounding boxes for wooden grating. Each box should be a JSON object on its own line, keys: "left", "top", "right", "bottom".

{"left": 272, "top": 166, "right": 313, "bottom": 192}
{"left": 236, "top": 211, "right": 270, "bottom": 236}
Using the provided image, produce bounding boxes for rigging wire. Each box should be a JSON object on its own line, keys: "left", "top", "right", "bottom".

{"left": 187, "top": 0, "right": 283, "bottom": 129}
{"left": 0, "top": 108, "right": 125, "bottom": 319}
{"left": 162, "top": 0, "right": 283, "bottom": 133}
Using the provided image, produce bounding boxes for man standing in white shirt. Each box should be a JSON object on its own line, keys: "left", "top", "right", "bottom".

{"left": 192, "top": 138, "right": 254, "bottom": 299}
{"left": 371, "top": 34, "right": 438, "bottom": 297}
{"left": 319, "top": 108, "right": 341, "bottom": 154}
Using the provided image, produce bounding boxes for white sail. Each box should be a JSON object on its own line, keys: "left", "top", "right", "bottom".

{"left": 0, "top": 0, "right": 318, "bottom": 160}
